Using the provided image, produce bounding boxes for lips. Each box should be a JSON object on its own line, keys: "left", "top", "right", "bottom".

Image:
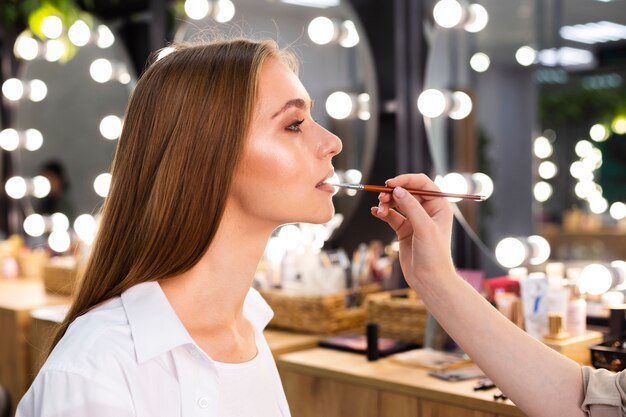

{"left": 316, "top": 170, "right": 335, "bottom": 188}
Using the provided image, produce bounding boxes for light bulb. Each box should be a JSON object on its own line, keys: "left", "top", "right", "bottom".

{"left": 68, "top": 20, "right": 91, "bottom": 46}
{"left": 527, "top": 235, "right": 550, "bottom": 265}
{"left": 574, "top": 180, "right": 596, "bottom": 199}
{"left": 344, "top": 169, "right": 362, "bottom": 184}
{"left": 325, "top": 91, "right": 353, "bottom": 120}
{"left": 96, "top": 25, "right": 115, "bottom": 48}
{"left": 48, "top": 231, "right": 71, "bottom": 253}
{"left": 278, "top": 224, "right": 302, "bottom": 251}
{"left": 357, "top": 93, "right": 370, "bottom": 120}
{"left": 470, "top": 52, "right": 490, "bottom": 72}
{"left": 25, "top": 129, "right": 43, "bottom": 151}
{"left": 24, "top": 214, "right": 46, "bottom": 237}
{"left": 612, "top": 116, "right": 626, "bottom": 135}
{"left": 464, "top": 3, "right": 488, "bottom": 33}
{"left": 99, "top": 115, "right": 123, "bottom": 140}
{"left": 185, "top": 0, "right": 211, "bottom": 20}
{"left": 74, "top": 214, "right": 97, "bottom": 245}
{"left": 575, "top": 140, "right": 593, "bottom": 158}
{"left": 471, "top": 172, "right": 494, "bottom": 199}
{"left": 44, "top": 39, "right": 65, "bottom": 62}
{"left": 94, "top": 173, "right": 112, "bottom": 197}
{"left": 578, "top": 263, "right": 613, "bottom": 295}
{"left": 538, "top": 161, "right": 558, "bottom": 179}
{"left": 32, "top": 176, "right": 51, "bottom": 198}
{"left": 51, "top": 212, "right": 70, "bottom": 232}
{"left": 2, "top": 78, "right": 24, "bottom": 101}
{"left": 29, "top": 79, "right": 48, "bottom": 102}
{"left": 589, "top": 196, "right": 609, "bottom": 214}
{"left": 515, "top": 46, "right": 536, "bottom": 66}
{"left": 589, "top": 124, "right": 608, "bottom": 142}
{"left": 495, "top": 237, "right": 527, "bottom": 269}
{"left": 533, "top": 136, "right": 553, "bottom": 158}
{"left": 417, "top": 89, "right": 447, "bottom": 118}
{"left": 610, "top": 202, "right": 626, "bottom": 220}
{"left": 448, "top": 91, "right": 472, "bottom": 120}
{"left": 533, "top": 181, "right": 553, "bottom": 202}
{"left": 440, "top": 172, "right": 468, "bottom": 202}
{"left": 41, "top": 15, "right": 63, "bottom": 39}
{"left": 213, "top": 0, "right": 235, "bottom": 23}
{"left": 14, "top": 34, "right": 39, "bottom": 60}
{"left": 5, "top": 176, "right": 27, "bottom": 199}
{"left": 433, "top": 0, "right": 464, "bottom": 28}
{"left": 0, "top": 129, "right": 20, "bottom": 151}
{"left": 90, "top": 58, "right": 113, "bottom": 83}
{"left": 308, "top": 16, "right": 336, "bottom": 45}
{"left": 339, "top": 20, "right": 359, "bottom": 47}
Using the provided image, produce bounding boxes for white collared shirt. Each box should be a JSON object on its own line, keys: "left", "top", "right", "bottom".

{"left": 16, "top": 282, "right": 291, "bottom": 417}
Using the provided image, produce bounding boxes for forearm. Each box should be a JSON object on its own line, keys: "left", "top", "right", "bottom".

{"left": 414, "top": 272, "right": 586, "bottom": 417}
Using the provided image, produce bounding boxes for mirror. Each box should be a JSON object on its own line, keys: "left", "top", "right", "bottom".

{"left": 174, "top": 0, "right": 378, "bottom": 240}
{"left": 424, "top": 0, "right": 626, "bottom": 272}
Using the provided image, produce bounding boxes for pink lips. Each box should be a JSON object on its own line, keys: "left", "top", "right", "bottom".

{"left": 316, "top": 170, "right": 335, "bottom": 193}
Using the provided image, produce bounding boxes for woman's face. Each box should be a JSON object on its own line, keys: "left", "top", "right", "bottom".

{"left": 230, "top": 57, "right": 343, "bottom": 229}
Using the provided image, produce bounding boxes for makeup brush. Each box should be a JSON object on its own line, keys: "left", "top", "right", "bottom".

{"left": 332, "top": 183, "right": 485, "bottom": 201}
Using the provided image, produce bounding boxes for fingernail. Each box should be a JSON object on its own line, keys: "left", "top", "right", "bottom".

{"left": 377, "top": 203, "right": 383, "bottom": 214}
{"left": 384, "top": 179, "right": 391, "bottom": 186}
{"left": 393, "top": 187, "right": 406, "bottom": 198}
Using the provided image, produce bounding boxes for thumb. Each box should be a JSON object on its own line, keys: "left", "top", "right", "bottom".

{"left": 392, "top": 187, "right": 432, "bottom": 233}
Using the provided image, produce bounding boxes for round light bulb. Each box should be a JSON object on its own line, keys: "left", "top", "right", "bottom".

{"left": 441, "top": 172, "right": 468, "bottom": 202}
{"left": 2, "top": 78, "right": 24, "bottom": 101}
{"left": 48, "top": 231, "right": 71, "bottom": 253}
{"left": 471, "top": 172, "right": 494, "bottom": 199}
{"left": 470, "top": 52, "right": 490, "bottom": 72}
{"left": 24, "top": 129, "right": 43, "bottom": 151}
{"left": 96, "top": 25, "right": 115, "bottom": 48}
{"left": 610, "top": 202, "right": 626, "bottom": 220}
{"left": 495, "top": 237, "right": 527, "bottom": 269}
{"left": 99, "top": 115, "right": 123, "bottom": 140}
{"left": 344, "top": 169, "right": 363, "bottom": 184}
{"left": 94, "top": 173, "right": 112, "bottom": 197}
{"left": 29, "top": 79, "right": 48, "bottom": 102}
{"left": 308, "top": 17, "right": 336, "bottom": 45}
{"left": 449, "top": 91, "right": 472, "bottom": 120}
{"left": 24, "top": 214, "right": 46, "bottom": 237}
{"left": 433, "top": 0, "right": 464, "bottom": 28}
{"left": 41, "top": 15, "right": 63, "bottom": 39}
{"left": 339, "top": 20, "right": 360, "bottom": 48}
{"left": 357, "top": 93, "right": 370, "bottom": 120}
{"left": 90, "top": 58, "right": 113, "bottom": 83}
{"left": 515, "top": 46, "right": 536, "bottom": 66}
{"left": 533, "top": 181, "right": 553, "bottom": 202}
{"left": 213, "top": 0, "right": 235, "bottom": 23}
{"left": 74, "top": 214, "right": 97, "bottom": 245}
{"left": 464, "top": 3, "right": 488, "bottom": 33}
{"left": 589, "top": 124, "right": 608, "bottom": 142}
{"left": 278, "top": 224, "right": 302, "bottom": 251}
{"left": 574, "top": 180, "right": 596, "bottom": 199}
{"left": 5, "top": 176, "right": 27, "bottom": 199}
{"left": 578, "top": 263, "right": 613, "bottom": 295}
{"left": 612, "top": 116, "right": 626, "bottom": 135}
{"left": 417, "top": 89, "right": 447, "bottom": 118}
{"left": 325, "top": 91, "right": 353, "bottom": 120}
{"left": 68, "top": 20, "right": 91, "bottom": 47}
{"left": 184, "top": 0, "right": 210, "bottom": 20}
{"left": 32, "top": 175, "right": 51, "bottom": 198}
{"left": 538, "top": 161, "right": 558, "bottom": 179}
{"left": 14, "top": 34, "right": 39, "bottom": 60}
{"left": 527, "top": 235, "right": 550, "bottom": 265}
{"left": 44, "top": 39, "right": 65, "bottom": 62}
{"left": 0, "top": 129, "right": 20, "bottom": 151}
{"left": 575, "top": 140, "right": 593, "bottom": 158}
{"left": 589, "top": 196, "right": 609, "bottom": 214}
{"left": 51, "top": 212, "right": 70, "bottom": 232}
{"left": 533, "top": 136, "right": 553, "bottom": 159}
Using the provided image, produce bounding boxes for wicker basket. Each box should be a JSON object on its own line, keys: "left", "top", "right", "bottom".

{"left": 260, "top": 289, "right": 366, "bottom": 334}
{"left": 365, "top": 289, "right": 428, "bottom": 344}
{"left": 43, "top": 257, "right": 84, "bottom": 296}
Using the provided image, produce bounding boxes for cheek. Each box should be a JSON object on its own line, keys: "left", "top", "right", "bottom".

{"left": 242, "top": 140, "right": 304, "bottom": 186}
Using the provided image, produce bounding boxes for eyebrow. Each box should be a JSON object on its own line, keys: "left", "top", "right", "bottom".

{"left": 271, "top": 98, "right": 314, "bottom": 119}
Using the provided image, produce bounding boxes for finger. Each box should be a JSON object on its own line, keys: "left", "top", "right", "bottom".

{"left": 387, "top": 174, "right": 452, "bottom": 218}
{"left": 389, "top": 186, "right": 435, "bottom": 236}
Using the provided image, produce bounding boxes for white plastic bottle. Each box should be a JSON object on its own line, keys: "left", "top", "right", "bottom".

{"left": 567, "top": 285, "right": 587, "bottom": 337}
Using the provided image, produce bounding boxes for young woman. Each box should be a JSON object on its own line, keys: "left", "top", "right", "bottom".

{"left": 17, "top": 38, "right": 341, "bottom": 417}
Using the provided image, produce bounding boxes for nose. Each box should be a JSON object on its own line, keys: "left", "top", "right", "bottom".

{"left": 318, "top": 128, "right": 343, "bottom": 159}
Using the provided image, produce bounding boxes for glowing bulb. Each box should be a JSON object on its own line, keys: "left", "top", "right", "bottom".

{"left": 449, "top": 91, "right": 472, "bottom": 120}
{"left": 344, "top": 169, "right": 362, "bottom": 184}
{"left": 213, "top": 0, "right": 235, "bottom": 23}
{"left": 308, "top": 17, "right": 336, "bottom": 45}
{"left": 464, "top": 3, "right": 488, "bottom": 33}
{"left": 5, "top": 176, "right": 27, "bottom": 199}
{"left": 41, "top": 15, "right": 63, "bottom": 39}
{"left": 32, "top": 176, "right": 51, "bottom": 198}
{"left": 339, "top": 20, "right": 359, "bottom": 47}
{"left": 533, "top": 136, "right": 552, "bottom": 159}
{"left": 575, "top": 140, "right": 593, "bottom": 157}
{"left": 417, "top": 89, "right": 447, "bottom": 118}
{"left": 24, "top": 214, "right": 46, "bottom": 237}
{"left": 612, "top": 116, "right": 626, "bottom": 135}
{"left": 119, "top": 72, "right": 131, "bottom": 85}
{"left": 96, "top": 25, "right": 115, "bottom": 48}
{"left": 470, "top": 52, "right": 490, "bottom": 72}
{"left": 471, "top": 172, "right": 494, "bottom": 199}
{"left": 0, "top": 129, "right": 20, "bottom": 151}
{"left": 357, "top": 93, "right": 370, "bottom": 120}
{"left": 74, "top": 214, "right": 97, "bottom": 245}
{"left": 14, "top": 34, "right": 39, "bottom": 60}
{"left": 433, "top": 0, "right": 463, "bottom": 28}
{"left": 441, "top": 172, "right": 468, "bottom": 202}
{"left": 578, "top": 264, "right": 612, "bottom": 295}
{"left": 51, "top": 212, "right": 70, "bottom": 232}
{"left": 48, "top": 231, "right": 71, "bottom": 253}
{"left": 538, "top": 161, "right": 558, "bottom": 179}
{"left": 99, "top": 115, "right": 123, "bottom": 140}
{"left": 29, "top": 79, "right": 47, "bottom": 102}
{"left": 590, "top": 124, "right": 608, "bottom": 142}
{"left": 278, "top": 224, "right": 302, "bottom": 251}
{"left": 495, "top": 237, "right": 527, "bottom": 269}
{"left": 2, "top": 78, "right": 24, "bottom": 101}
{"left": 94, "top": 173, "right": 111, "bottom": 197}
{"left": 24, "top": 129, "right": 43, "bottom": 151}
{"left": 589, "top": 196, "right": 609, "bottom": 214}
{"left": 90, "top": 58, "right": 113, "bottom": 83}
{"left": 515, "top": 46, "right": 536, "bottom": 66}
{"left": 575, "top": 180, "right": 596, "bottom": 199}
{"left": 527, "top": 235, "right": 550, "bottom": 265}
{"left": 610, "top": 202, "right": 626, "bottom": 220}
{"left": 68, "top": 20, "right": 91, "bottom": 46}
{"left": 534, "top": 181, "right": 553, "bottom": 202}
{"left": 44, "top": 39, "right": 65, "bottom": 62}
{"left": 325, "top": 91, "right": 353, "bottom": 120}
{"left": 184, "top": 0, "right": 210, "bottom": 19}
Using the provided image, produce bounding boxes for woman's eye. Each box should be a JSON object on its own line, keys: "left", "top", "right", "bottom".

{"left": 286, "top": 119, "right": 304, "bottom": 132}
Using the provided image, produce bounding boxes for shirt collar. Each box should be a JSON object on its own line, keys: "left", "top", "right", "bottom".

{"left": 120, "top": 281, "right": 274, "bottom": 364}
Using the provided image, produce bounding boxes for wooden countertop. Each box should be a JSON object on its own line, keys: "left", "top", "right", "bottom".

{"left": 278, "top": 348, "right": 527, "bottom": 417}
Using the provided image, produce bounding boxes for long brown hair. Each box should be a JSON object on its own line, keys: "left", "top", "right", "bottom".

{"left": 49, "top": 38, "right": 298, "bottom": 353}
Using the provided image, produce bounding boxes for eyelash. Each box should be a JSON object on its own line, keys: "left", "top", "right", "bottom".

{"left": 286, "top": 119, "right": 305, "bottom": 132}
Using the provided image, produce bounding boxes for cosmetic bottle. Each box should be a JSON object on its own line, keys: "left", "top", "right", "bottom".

{"left": 566, "top": 285, "right": 587, "bottom": 338}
